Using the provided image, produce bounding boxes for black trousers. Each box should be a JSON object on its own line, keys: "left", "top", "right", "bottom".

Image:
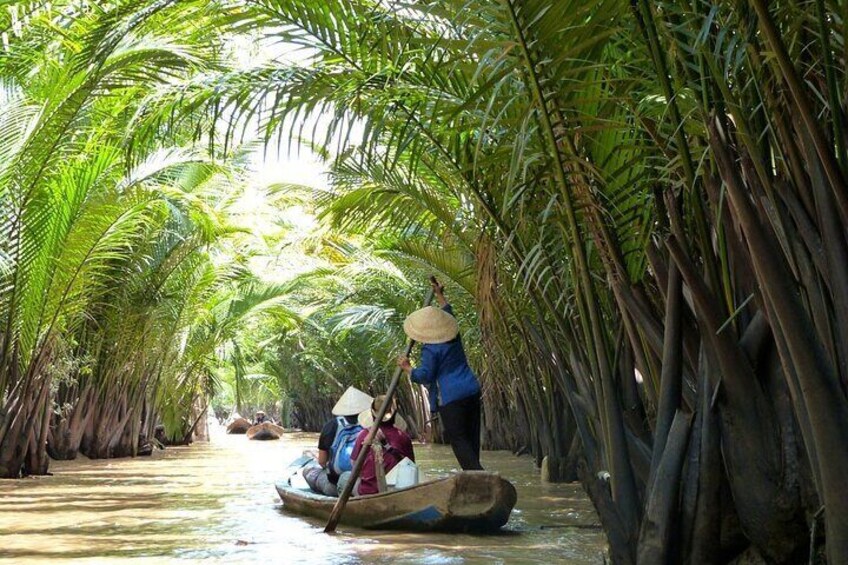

{"left": 439, "top": 393, "right": 483, "bottom": 470}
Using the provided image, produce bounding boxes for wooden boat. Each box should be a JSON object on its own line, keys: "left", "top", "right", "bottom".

{"left": 247, "top": 421, "right": 284, "bottom": 440}
{"left": 226, "top": 417, "right": 251, "bottom": 434}
{"left": 275, "top": 461, "right": 517, "bottom": 532}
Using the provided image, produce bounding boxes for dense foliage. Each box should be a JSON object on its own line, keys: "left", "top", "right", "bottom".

{"left": 4, "top": 1, "right": 848, "bottom": 563}
{"left": 0, "top": 0, "right": 289, "bottom": 472}
{"left": 174, "top": 1, "right": 846, "bottom": 562}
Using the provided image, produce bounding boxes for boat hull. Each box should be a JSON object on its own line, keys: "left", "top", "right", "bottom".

{"left": 275, "top": 470, "right": 517, "bottom": 532}
{"left": 247, "top": 422, "right": 284, "bottom": 440}
{"left": 226, "top": 417, "right": 251, "bottom": 434}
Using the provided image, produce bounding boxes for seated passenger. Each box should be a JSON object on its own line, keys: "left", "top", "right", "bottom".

{"left": 303, "top": 386, "right": 372, "bottom": 496}
{"left": 348, "top": 396, "right": 415, "bottom": 496}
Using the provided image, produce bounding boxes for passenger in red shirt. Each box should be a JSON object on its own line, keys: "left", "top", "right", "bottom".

{"left": 350, "top": 396, "right": 415, "bottom": 496}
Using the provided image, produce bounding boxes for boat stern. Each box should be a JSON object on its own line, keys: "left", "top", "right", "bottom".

{"left": 447, "top": 472, "right": 518, "bottom": 530}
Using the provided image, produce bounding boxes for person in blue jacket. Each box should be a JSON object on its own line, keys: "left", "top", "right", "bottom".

{"left": 398, "top": 279, "right": 483, "bottom": 470}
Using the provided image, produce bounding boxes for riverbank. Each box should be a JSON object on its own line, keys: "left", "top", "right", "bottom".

{"left": 0, "top": 431, "right": 604, "bottom": 564}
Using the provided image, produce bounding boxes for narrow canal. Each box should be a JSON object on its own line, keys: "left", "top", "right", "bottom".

{"left": 0, "top": 428, "right": 605, "bottom": 564}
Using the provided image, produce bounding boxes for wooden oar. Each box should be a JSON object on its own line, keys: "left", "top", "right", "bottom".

{"left": 324, "top": 278, "right": 437, "bottom": 533}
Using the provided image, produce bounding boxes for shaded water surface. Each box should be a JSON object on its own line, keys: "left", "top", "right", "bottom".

{"left": 0, "top": 428, "right": 605, "bottom": 564}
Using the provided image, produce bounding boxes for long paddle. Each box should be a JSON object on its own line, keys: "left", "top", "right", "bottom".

{"left": 324, "top": 278, "right": 437, "bottom": 533}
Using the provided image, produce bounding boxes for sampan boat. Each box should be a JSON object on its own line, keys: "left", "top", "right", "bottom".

{"left": 247, "top": 421, "right": 284, "bottom": 440}
{"left": 275, "top": 461, "right": 517, "bottom": 532}
{"left": 226, "top": 417, "right": 251, "bottom": 434}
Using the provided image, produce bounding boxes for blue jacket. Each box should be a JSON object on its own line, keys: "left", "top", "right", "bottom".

{"left": 411, "top": 304, "right": 481, "bottom": 409}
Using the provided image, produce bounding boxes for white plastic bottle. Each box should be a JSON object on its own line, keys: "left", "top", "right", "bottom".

{"left": 393, "top": 457, "right": 419, "bottom": 488}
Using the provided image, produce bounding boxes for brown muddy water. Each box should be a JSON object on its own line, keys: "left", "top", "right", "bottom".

{"left": 0, "top": 427, "right": 605, "bottom": 564}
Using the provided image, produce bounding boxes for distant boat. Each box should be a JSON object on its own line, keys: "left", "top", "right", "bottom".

{"left": 275, "top": 460, "right": 517, "bottom": 532}
{"left": 226, "top": 417, "right": 251, "bottom": 434}
{"left": 247, "top": 421, "right": 284, "bottom": 440}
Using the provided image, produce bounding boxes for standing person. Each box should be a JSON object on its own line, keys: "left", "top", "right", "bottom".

{"left": 303, "top": 386, "right": 373, "bottom": 496}
{"left": 398, "top": 279, "right": 484, "bottom": 470}
{"left": 347, "top": 396, "right": 415, "bottom": 496}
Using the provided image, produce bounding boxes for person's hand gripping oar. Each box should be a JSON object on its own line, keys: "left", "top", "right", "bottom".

{"left": 324, "top": 277, "right": 438, "bottom": 533}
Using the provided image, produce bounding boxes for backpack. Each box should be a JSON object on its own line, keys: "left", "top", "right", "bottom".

{"left": 330, "top": 416, "right": 364, "bottom": 475}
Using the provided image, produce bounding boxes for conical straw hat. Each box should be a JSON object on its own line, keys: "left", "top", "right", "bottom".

{"left": 332, "top": 386, "right": 374, "bottom": 416}
{"left": 403, "top": 306, "right": 459, "bottom": 344}
{"left": 358, "top": 396, "right": 408, "bottom": 432}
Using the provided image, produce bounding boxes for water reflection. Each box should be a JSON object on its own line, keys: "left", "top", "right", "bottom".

{"left": 0, "top": 427, "right": 605, "bottom": 564}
